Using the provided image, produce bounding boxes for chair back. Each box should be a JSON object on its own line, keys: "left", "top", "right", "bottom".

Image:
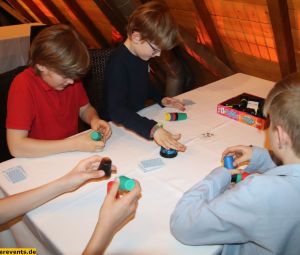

{"left": 83, "top": 48, "right": 113, "bottom": 117}
{"left": 0, "top": 66, "right": 27, "bottom": 162}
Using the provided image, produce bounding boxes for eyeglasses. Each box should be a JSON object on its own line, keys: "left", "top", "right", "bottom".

{"left": 146, "top": 40, "right": 161, "bottom": 54}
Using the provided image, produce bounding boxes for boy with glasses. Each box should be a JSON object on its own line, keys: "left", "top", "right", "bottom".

{"left": 103, "top": 1, "right": 186, "bottom": 152}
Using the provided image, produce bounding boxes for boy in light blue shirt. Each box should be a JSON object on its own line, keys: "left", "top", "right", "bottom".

{"left": 170, "top": 73, "right": 300, "bottom": 255}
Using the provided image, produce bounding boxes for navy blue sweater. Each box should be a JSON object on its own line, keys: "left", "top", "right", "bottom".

{"left": 103, "top": 44, "right": 163, "bottom": 139}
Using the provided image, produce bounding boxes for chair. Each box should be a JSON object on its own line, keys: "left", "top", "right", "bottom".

{"left": 81, "top": 48, "right": 113, "bottom": 130}
{"left": 0, "top": 66, "right": 27, "bottom": 162}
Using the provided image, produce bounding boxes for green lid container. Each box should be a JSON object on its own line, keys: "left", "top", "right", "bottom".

{"left": 177, "top": 112, "right": 187, "bottom": 120}
{"left": 90, "top": 131, "right": 102, "bottom": 141}
{"left": 119, "top": 176, "right": 135, "bottom": 191}
{"left": 236, "top": 174, "right": 242, "bottom": 183}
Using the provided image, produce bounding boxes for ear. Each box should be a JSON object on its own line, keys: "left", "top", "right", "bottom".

{"left": 36, "top": 64, "right": 47, "bottom": 73}
{"left": 276, "top": 125, "right": 291, "bottom": 149}
{"left": 131, "top": 31, "right": 142, "bottom": 44}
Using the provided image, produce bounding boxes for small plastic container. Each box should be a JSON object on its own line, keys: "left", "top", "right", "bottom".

{"left": 90, "top": 131, "right": 102, "bottom": 141}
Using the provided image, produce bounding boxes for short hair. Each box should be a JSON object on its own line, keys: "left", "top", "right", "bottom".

{"left": 127, "top": 1, "right": 179, "bottom": 51}
{"left": 29, "top": 24, "right": 90, "bottom": 79}
{"left": 263, "top": 73, "right": 300, "bottom": 156}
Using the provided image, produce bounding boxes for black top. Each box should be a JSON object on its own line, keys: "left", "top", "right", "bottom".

{"left": 103, "top": 44, "right": 163, "bottom": 139}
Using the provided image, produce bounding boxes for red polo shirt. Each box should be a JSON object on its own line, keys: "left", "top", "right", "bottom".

{"left": 6, "top": 67, "right": 89, "bottom": 139}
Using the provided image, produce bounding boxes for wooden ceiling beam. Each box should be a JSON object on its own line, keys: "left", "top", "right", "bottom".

{"left": 22, "top": 0, "right": 53, "bottom": 24}
{"left": 0, "top": 0, "right": 30, "bottom": 23}
{"left": 62, "top": 0, "right": 109, "bottom": 48}
{"left": 266, "top": 0, "right": 296, "bottom": 77}
{"left": 93, "top": 0, "right": 127, "bottom": 37}
{"left": 42, "top": 0, "right": 69, "bottom": 24}
{"left": 192, "top": 0, "right": 230, "bottom": 67}
{"left": 6, "top": 0, "right": 35, "bottom": 22}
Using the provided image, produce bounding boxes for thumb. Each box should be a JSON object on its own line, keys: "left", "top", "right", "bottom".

{"left": 107, "top": 179, "right": 120, "bottom": 199}
{"left": 81, "top": 170, "right": 105, "bottom": 182}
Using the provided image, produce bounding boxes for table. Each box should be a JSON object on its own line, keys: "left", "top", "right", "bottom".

{"left": 0, "top": 23, "right": 42, "bottom": 73}
{"left": 0, "top": 73, "right": 275, "bottom": 254}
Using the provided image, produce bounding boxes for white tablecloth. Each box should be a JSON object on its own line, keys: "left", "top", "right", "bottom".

{"left": 0, "top": 23, "right": 42, "bottom": 73}
{"left": 0, "top": 73, "right": 275, "bottom": 254}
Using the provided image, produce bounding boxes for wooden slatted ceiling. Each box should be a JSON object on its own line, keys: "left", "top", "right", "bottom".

{"left": 4, "top": 0, "right": 300, "bottom": 81}
{"left": 14, "top": 0, "right": 41, "bottom": 22}
{"left": 204, "top": 0, "right": 282, "bottom": 80}
{"left": 7, "top": 0, "right": 35, "bottom": 22}
{"left": 79, "top": 0, "right": 115, "bottom": 45}
{"left": 192, "top": 0, "right": 229, "bottom": 66}
{"left": 267, "top": 0, "right": 296, "bottom": 77}
{"left": 32, "top": 0, "right": 57, "bottom": 23}
{"left": 161, "top": 0, "right": 281, "bottom": 80}
{"left": 207, "top": 0, "right": 277, "bottom": 62}
{"left": 161, "top": 0, "right": 213, "bottom": 50}
{"left": 288, "top": 0, "right": 300, "bottom": 72}
{"left": 12, "top": 0, "right": 114, "bottom": 48}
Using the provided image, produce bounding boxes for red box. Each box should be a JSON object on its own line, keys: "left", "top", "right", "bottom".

{"left": 217, "top": 93, "right": 267, "bottom": 130}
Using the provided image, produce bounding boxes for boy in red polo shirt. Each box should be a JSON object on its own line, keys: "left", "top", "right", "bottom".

{"left": 6, "top": 24, "right": 111, "bottom": 157}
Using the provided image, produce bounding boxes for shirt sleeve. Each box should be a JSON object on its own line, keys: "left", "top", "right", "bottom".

{"left": 76, "top": 81, "right": 89, "bottom": 108}
{"left": 170, "top": 167, "right": 263, "bottom": 246}
{"left": 245, "top": 146, "right": 277, "bottom": 173}
{"left": 6, "top": 75, "right": 35, "bottom": 131}
{"left": 105, "top": 59, "right": 156, "bottom": 139}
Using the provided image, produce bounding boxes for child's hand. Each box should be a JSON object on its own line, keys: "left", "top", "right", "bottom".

{"left": 222, "top": 145, "right": 253, "bottom": 167}
{"left": 60, "top": 155, "right": 115, "bottom": 192}
{"left": 153, "top": 128, "right": 186, "bottom": 152}
{"left": 97, "top": 179, "right": 142, "bottom": 234}
{"left": 228, "top": 169, "right": 242, "bottom": 175}
{"left": 73, "top": 132, "right": 105, "bottom": 152}
{"left": 161, "top": 97, "right": 185, "bottom": 111}
{"left": 91, "top": 119, "right": 112, "bottom": 141}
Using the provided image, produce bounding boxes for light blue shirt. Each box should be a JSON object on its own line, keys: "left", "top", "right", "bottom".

{"left": 170, "top": 147, "right": 300, "bottom": 255}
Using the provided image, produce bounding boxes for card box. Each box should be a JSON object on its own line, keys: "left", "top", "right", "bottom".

{"left": 217, "top": 93, "right": 267, "bottom": 130}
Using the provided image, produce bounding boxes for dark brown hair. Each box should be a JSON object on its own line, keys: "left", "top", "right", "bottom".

{"left": 127, "top": 1, "right": 179, "bottom": 51}
{"left": 29, "top": 24, "right": 90, "bottom": 79}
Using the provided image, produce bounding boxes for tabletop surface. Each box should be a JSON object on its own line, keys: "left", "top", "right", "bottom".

{"left": 0, "top": 73, "right": 275, "bottom": 254}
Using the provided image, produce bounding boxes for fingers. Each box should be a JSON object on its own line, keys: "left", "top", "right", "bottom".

{"left": 222, "top": 145, "right": 252, "bottom": 167}
{"left": 228, "top": 169, "right": 242, "bottom": 175}
{"left": 126, "top": 180, "right": 142, "bottom": 200}
{"left": 154, "top": 128, "right": 186, "bottom": 151}
{"left": 84, "top": 170, "right": 106, "bottom": 180}
{"left": 106, "top": 179, "right": 120, "bottom": 200}
{"left": 162, "top": 97, "right": 186, "bottom": 110}
{"left": 94, "top": 141, "right": 105, "bottom": 151}
{"left": 78, "top": 155, "right": 103, "bottom": 167}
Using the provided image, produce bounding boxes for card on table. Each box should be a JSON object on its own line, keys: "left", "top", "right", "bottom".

{"left": 139, "top": 158, "right": 165, "bottom": 172}
{"left": 182, "top": 99, "right": 196, "bottom": 106}
{"left": 2, "top": 165, "right": 27, "bottom": 183}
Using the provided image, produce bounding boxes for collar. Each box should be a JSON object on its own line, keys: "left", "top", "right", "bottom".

{"left": 265, "top": 164, "right": 300, "bottom": 177}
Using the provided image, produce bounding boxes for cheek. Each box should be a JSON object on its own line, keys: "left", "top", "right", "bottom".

{"left": 268, "top": 130, "right": 277, "bottom": 147}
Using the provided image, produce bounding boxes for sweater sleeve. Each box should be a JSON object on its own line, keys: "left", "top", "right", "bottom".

{"left": 170, "top": 167, "right": 265, "bottom": 246}
{"left": 245, "top": 146, "right": 277, "bottom": 173}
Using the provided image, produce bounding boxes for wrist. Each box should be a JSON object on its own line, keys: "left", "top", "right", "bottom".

{"left": 150, "top": 122, "right": 163, "bottom": 139}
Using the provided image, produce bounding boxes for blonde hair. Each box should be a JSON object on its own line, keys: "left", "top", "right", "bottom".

{"left": 264, "top": 73, "right": 300, "bottom": 156}
{"left": 29, "top": 24, "right": 90, "bottom": 79}
{"left": 127, "top": 1, "right": 179, "bottom": 51}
